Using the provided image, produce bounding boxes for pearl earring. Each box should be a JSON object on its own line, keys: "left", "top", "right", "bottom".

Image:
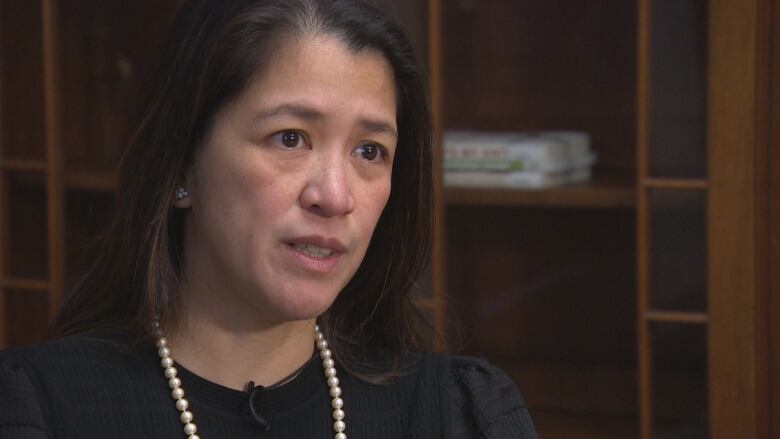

{"left": 174, "top": 186, "right": 189, "bottom": 201}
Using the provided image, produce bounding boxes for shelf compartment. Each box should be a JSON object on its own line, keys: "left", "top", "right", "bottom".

{"left": 6, "top": 171, "right": 48, "bottom": 280}
{"left": 0, "top": 0, "right": 47, "bottom": 163}
{"left": 650, "top": 323, "right": 708, "bottom": 437}
{"left": 65, "top": 169, "right": 117, "bottom": 191}
{"left": 2, "top": 288, "right": 50, "bottom": 347}
{"left": 531, "top": 410, "right": 636, "bottom": 439}
{"left": 444, "top": 172, "right": 635, "bottom": 208}
{"left": 648, "top": 190, "right": 707, "bottom": 312}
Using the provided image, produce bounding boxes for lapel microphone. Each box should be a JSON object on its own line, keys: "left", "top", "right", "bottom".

{"left": 246, "top": 381, "right": 271, "bottom": 431}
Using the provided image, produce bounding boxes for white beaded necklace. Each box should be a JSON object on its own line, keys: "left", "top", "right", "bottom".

{"left": 152, "top": 322, "right": 347, "bottom": 439}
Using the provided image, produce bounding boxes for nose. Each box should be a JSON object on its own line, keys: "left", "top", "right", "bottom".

{"left": 299, "top": 153, "right": 355, "bottom": 217}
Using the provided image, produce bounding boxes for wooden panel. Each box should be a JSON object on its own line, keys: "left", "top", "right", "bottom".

{"left": 707, "top": 0, "right": 769, "bottom": 437}
{"left": 771, "top": 0, "right": 780, "bottom": 435}
{"left": 441, "top": 0, "right": 636, "bottom": 174}
{"left": 636, "top": 0, "right": 651, "bottom": 437}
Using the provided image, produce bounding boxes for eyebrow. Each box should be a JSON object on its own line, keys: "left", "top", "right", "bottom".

{"left": 254, "top": 103, "right": 398, "bottom": 139}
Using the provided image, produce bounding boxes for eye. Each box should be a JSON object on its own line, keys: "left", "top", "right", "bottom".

{"left": 273, "top": 130, "right": 304, "bottom": 148}
{"left": 354, "top": 143, "right": 382, "bottom": 161}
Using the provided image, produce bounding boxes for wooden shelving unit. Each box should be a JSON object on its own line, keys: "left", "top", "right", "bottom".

{"left": 0, "top": 0, "right": 179, "bottom": 348}
{"left": 0, "top": 1, "right": 775, "bottom": 437}
{"left": 426, "top": 0, "right": 774, "bottom": 438}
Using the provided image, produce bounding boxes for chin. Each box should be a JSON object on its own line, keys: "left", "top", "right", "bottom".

{"left": 266, "top": 286, "right": 341, "bottom": 322}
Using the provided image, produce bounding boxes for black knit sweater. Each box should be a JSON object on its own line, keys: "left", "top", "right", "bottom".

{"left": 0, "top": 331, "right": 538, "bottom": 438}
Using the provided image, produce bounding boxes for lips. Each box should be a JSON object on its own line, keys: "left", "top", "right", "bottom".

{"left": 283, "top": 235, "right": 348, "bottom": 254}
{"left": 282, "top": 235, "right": 347, "bottom": 274}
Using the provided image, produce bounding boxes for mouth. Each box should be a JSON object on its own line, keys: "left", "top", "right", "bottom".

{"left": 283, "top": 235, "right": 347, "bottom": 259}
{"left": 282, "top": 236, "right": 347, "bottom": 274}
{"left": 287, "top": 242, "right": 336, "bottom": 259}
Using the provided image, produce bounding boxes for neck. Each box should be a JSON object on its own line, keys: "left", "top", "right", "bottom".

{"left": 165, "top": 302, "right": 316, "bottom": 391}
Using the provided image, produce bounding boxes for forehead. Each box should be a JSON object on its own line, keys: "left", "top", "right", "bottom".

{"left": 230, "top": 35, "right": 397, "bottom": 120}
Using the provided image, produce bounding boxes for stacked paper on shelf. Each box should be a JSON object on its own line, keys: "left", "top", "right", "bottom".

{"left": 443, "top": 130, "right": 597, "bottom": 189}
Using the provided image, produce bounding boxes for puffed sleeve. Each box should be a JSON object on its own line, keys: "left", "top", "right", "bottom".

{"left": 448, "top": 356, "right": 538, "bottom": 439}
{"left": 0, "top": 359, "right": 48, "bottom": 439}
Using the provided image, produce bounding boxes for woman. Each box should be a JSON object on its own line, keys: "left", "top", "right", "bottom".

{"left": 0, "top": 1, "right": 538, "bottom": 438}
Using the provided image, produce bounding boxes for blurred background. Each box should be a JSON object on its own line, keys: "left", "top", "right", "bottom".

{"left": 0, "top": 1, "right": 778, "bottom": 438}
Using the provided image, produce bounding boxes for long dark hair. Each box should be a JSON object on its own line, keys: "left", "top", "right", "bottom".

{"left": 54, "top": 0, "right": 433, "bottom": 378}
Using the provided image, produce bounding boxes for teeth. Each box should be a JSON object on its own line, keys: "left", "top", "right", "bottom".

{"left": 294, "top": 243, "right": 334, "bottom": 258}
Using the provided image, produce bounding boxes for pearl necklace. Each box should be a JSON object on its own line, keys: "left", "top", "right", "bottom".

{"left": 153, "top": 323, "right": 347, "bottom": 439}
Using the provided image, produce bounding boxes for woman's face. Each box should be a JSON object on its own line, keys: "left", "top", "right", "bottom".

{"left": 178, "top": 35, "right": 397, "bottom": 324}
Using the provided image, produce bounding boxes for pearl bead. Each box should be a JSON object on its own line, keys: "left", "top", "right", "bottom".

{"left": 320, "top": 348, "right": 332, "bottom": 360}
{"left": 333, "top": 409, "right": 345, "bottom": 420}
{"left": 325, "top": 367, "right": 337, "bottom": 378}
{"left": 330, "top": 386, "right": 341, "bottom": 398}
{"left": 335, "top": 433, "right": 347, "bottom": 439}
{"left": 161, "top": 357, "right": 174, "bottom": 368}
{"left": 188, "top": 436, "right": 200, "bottom": 439}
{"left": 176, "top": 399, "right": 189, "bottom": 411}
{"left": 332, "top": 397, "right": 344, "bottom": 409}
{"left": 323, "top": 358, "right": 334, "bottom": 368}
{"left": 165, "top": 367, "right": 178, "bottom": 379}
{"left": 158, "top": 347, "right": 170, "bottom": 358}
{"left": 155, "top": 338, "right": 167, "bottom": 348}
{"left": 183, "top": 423, "right": 197, "bottom": 435}
{"left": 172, "top": 387, "right": 185, "bottom": 400}
{"left": 327, "top": 376, "right": 339, "bottom": 387}
{"left": 169, "top": 377, "right": 181, "bottom": 389}
{"left": 334, "top": 420, "right": 346, "bottom": 432}
{"left": 180, "top": 411, "right": 193, "bottom": 423}
{"left": 317, "top": 339, "right": 328, "bottom": 350}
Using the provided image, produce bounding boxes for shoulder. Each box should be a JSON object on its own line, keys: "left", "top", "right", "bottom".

{"left": 0, "top": 350, "right": 48, "bottom": 437}
{"left": 0, "top": 330, "right": 142, "bottom": 375}
{"left": 0, "top": 331, "right": 146, "bottom": 437}
{"left": 430, "top": 354, "right": 539, "bottom": 439}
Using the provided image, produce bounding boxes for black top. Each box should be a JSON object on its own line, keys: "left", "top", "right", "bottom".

{"left": 0, "top": 331, "right": 538, "bottom": 438}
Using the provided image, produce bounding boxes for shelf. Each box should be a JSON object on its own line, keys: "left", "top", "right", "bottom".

{"left": 0, "top": 159, "right": 47, "bottom": 172}
{"left": 643, "top": 178, "right": 707, "bottom": 190}
{"left": 2, "top": 169, "right": 117, "bottom": 191}
{"left": 444, "top": 172, "right": 635, "bottom": 208}
{"left": 644, "top": 310, "right": 708, "bottom": 324}
{"left": 0, "top": 277, "right": 50, "bottom": 292}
